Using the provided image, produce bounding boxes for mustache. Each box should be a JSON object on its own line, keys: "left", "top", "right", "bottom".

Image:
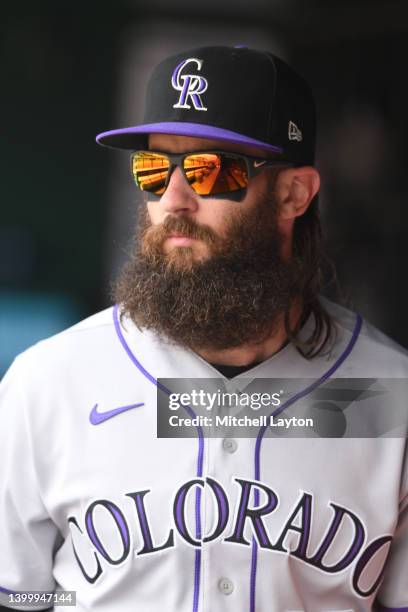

{"left": 141, "top": 215, "right": 219, "bottom": 252}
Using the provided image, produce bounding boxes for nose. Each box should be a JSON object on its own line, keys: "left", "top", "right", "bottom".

{"left": 159, "top": 167, "right": 199, "bottom": 214}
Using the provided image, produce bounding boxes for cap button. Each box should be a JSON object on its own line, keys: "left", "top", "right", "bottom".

{"left": 233, "top": 44, "right": 248, "bottom": 49}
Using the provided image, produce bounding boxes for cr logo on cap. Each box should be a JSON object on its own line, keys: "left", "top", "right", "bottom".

{"left": 171, "top": 58, "right": 208, "bottom": 112}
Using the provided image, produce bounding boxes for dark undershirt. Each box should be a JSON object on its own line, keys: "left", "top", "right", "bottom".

{"left": 211, "top": 305, "right": 312, "bottom": 379}
{"left": 210, "top": 361, "right": 262, "bottom": 378}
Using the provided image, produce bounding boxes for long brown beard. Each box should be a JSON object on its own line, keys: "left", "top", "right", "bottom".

{"left": 114, "top": 192, "right": 302, "bottom": 351}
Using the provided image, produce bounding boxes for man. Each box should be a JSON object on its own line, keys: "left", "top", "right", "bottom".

{"left": 0, "top": 46, "right": 407, "bottom": 612}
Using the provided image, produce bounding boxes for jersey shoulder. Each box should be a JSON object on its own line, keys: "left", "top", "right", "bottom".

{"left": 9, "top": 306, "right": 116, "bottom": 377}
{"left": 323, "top": 298, "right": 408, "bottom": 375}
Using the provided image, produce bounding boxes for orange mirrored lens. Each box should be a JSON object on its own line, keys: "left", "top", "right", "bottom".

{"left": 132, "top": 152, "right": 169, "bottom": 195}
{"left": 132, "top": 151, "right": 249, "bottom": 196}
{"left": 184, "top": 153, "right": 248, "bottom": 195}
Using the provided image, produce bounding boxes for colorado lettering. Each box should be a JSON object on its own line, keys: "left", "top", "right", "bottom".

{"left": 68, "top": 477, "right": 392, "bottom": 597}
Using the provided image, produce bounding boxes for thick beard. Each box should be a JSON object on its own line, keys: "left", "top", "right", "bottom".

{"left": 114, "top": 191, "right": 302, "bottom": 351}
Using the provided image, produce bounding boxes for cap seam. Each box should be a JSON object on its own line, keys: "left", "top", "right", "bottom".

{"left": 260, "top": 51, "right": 278, "bottom": 146}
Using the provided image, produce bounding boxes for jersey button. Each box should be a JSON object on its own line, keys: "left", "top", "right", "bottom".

{"left": 223, "top": 438, "right": 238, "bottom": 453}
{"left": 218, "top": 577, "right": 234, "bottom": 595}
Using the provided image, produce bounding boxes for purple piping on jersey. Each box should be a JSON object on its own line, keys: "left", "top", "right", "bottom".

{"left": 254, "top": 312, "right": 363, "bottom": 480}
{"left": 211, "top": 479, "right": 229, "bottom": 529}
{"left": 0, "top": 585, "right": 15, "bottom": 594}
{"left": 250, "top": 538, "right": 258, "bottom": 611}
{"left": 378, "top": 604, "right": 408, "bottom": 612}
{"left": 113, "top": 305, "right": 203, "bottom": 612}
{"left": 195, "top": 487, "right": 202, "bottom": 539}
{"left": 96, "top": 121, "right": 284, "bottom": 154}
{"left": 249, "top": 312, "right": 363, "bottom": 612}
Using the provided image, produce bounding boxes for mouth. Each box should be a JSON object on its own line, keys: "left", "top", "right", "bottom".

{"left": 166, "top": 233, "right": 197, "bottom": 246}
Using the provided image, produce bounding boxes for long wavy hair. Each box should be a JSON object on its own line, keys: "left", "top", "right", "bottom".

{"left": 285, "top": 194, "right": 338, "bottom": 358}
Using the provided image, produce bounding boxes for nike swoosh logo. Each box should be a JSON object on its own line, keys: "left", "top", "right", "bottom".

{"left": 253, "top": 160, "right": 267, "bottom": 168}
{"left": 89, "top": 402, "right": 145, "bottom": 425}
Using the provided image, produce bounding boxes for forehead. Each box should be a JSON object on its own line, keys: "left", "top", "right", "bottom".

{"left": 148, "top": 133, "right": 270, "bottom": 158}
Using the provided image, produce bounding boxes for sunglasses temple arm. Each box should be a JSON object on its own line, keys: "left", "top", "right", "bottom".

{"left": 249, "top": 161, "right": 296, "bottom": 178}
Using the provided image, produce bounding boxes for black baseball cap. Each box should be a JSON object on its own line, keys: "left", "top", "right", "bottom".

{"left": 96, "top": 45, "right": 316, "bottom": 165}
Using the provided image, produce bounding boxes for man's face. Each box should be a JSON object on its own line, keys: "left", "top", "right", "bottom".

{"left": 115, "top": 133, "right": 302, "bottom": 351}
{"left": 144, "top": 134, "right": 277, "bottom": 268}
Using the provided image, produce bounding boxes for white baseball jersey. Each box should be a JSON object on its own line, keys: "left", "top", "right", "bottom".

{"left": 0, "top": 299, "right": 407, "bottom": 612}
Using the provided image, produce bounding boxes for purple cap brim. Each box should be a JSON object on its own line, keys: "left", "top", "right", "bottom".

{"left": 96, "top": 122, "right": 284, "bottom": 154}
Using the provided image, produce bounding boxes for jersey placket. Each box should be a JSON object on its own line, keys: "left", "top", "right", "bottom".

{"left": 200, "top": 380, "right": 254, "bottom": 612}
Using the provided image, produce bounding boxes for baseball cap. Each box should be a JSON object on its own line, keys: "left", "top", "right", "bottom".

{"left": 96, "top": 45, "right": 316, "bottom": 165}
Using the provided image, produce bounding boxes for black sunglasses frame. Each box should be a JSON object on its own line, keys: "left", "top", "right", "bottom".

{"left": 130, "top": 149, "right": 295, "bottom": 201}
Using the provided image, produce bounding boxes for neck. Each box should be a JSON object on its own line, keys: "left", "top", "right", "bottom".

{"left": 194, "top": 299, "right": 303, "bottom": 367}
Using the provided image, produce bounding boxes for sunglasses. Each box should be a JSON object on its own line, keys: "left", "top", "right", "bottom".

{"left": 130, "top": 150, "right": 292, "bottom": 200}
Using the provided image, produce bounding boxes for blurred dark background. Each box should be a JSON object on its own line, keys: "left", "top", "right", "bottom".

{"left": 1, "top": 1, "right": 407, "bottom": 375}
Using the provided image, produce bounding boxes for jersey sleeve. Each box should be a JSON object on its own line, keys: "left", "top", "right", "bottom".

{"left": 374, "top": 443, "right": 408, "bottom": 611}
{"left": 0, "top": 356, "right": 61, "bottom": 610}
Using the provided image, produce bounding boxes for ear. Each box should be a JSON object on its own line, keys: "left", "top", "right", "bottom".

{"left": 274, "top": 167, "right": 320, "bottom": 220}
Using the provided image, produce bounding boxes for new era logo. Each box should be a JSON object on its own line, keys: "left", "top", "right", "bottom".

{"left": 288, "top": 120, "right": 303, "bottom": 142}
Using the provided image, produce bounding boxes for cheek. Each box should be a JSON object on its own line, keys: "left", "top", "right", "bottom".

{"left": 199, "top": 202, "right": 238, "bottom": 236}
{"left": 146, "top": 202, "right": 163, "bottom": 225}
